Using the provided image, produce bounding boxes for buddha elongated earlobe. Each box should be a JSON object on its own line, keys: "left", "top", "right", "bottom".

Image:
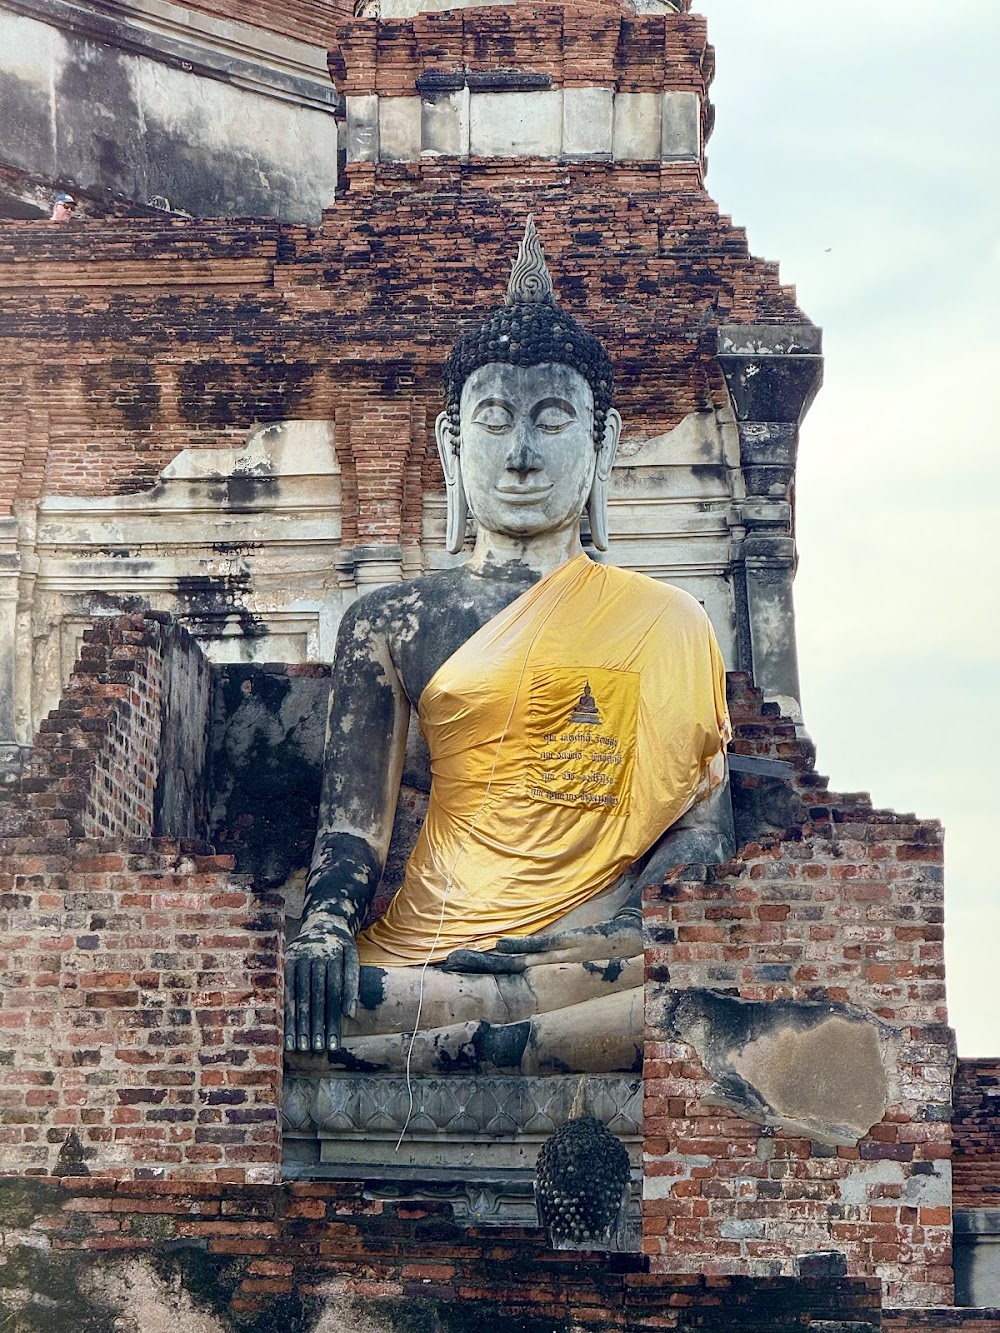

{"left": 587, "top": 407, "right": 621, "bottom": 552}
{"left": 435, "top": 410, "right": 469, "bottom": 555}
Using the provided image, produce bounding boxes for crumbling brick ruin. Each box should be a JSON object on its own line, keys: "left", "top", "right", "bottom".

{"left": 1, "top": 0, "right": 997, "bottom": 1328}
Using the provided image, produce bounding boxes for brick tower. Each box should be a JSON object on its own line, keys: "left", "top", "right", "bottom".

{"left": 0, "top": 0, "right": 821, "bottom": 756}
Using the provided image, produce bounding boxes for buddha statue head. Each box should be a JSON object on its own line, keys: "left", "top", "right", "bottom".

{"left": 436, "top": 218, "right": 622, "bottom": 554}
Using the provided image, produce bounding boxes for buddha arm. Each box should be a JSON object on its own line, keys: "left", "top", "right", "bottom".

{"left": 285, "top": 597, "right": 410, "bottom": 1053}
{"left": 635, "top": 772, "right": 735, "bottom": 885}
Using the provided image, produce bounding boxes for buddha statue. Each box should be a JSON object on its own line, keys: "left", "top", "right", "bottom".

{"left": 285, "top": 219, "right": 734, "bottom": 1075}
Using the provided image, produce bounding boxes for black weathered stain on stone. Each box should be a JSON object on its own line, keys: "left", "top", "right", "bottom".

{"left": 208, "top": 664, "right": 329, "bottom": 886}
{"left": 150, "top": 1243, "right": 245, "bottom": 1319}
{"left": 100, "top": 356, "right": 161, "bottom": 430}
{"left": 0, "top": 71, "right": 56, "bottom": 180}
{"left": 152, "top": 621, "right": 211, "bottom": 841}
{"left": 415, "top": 70, "right": 466, "bottom": 95}
{"left": 416, "top": 69, "right": 552, "bottom": 96}
{"left": 87, "top": 591, "right": 150, "bottom": 617}
{"left": 56, "top": 43, "right": 145, "bottom": 200}
{"left": 0, "top": 1244, "right": 92, "bottom": 1329}
{"left": 177, "top": 356, "right": 314, "bottom": 426}
{"left": 438, "top": 1308, "right": 571, "bottom": 1333}
{"left": 717, "top": 354, "right": 823, "bottom": 426}
{"left": 731, "top": 771, "right": 806, "bottom": 849}
{"left": 174, "top": 574, "right": 268, "bottom": 640}
{"left": 0, "top": 1180, "right": 103, "bottom": 1330}
{"left": 471, "top": 1018, "right": 530, "bottom": 1071}
{"left": 324, "top": 1047, "right": 385, "bottom": 1073}
{"left": 689, "top": 462, "right": 725, "bottom": 484}
{"left": 224, "top": 474, "right": 279, "bottom": 509}
{"left": 357, "top": 965, "right": 387, "bottom": 1012}
{"left": 0, "top": 1177, "right": 64, "bottom": 1230}
{"left": 583, "top": 957, "right": 626, "bottom": 984}
{"left": 467, "top": 69, "right": 552, "bottom": 91}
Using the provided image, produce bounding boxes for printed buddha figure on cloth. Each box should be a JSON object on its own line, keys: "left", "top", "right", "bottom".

{"left": 284, "top": 219, "right": 734, "bottom": 1076}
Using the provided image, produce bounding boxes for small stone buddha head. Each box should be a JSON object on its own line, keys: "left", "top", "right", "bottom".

{"left": 437, "top": 218, "right": 622, "bottom": 553}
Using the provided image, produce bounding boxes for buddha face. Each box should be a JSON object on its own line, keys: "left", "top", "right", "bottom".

{"left": 457, "top": 362, "right": 601, "bottom": 539}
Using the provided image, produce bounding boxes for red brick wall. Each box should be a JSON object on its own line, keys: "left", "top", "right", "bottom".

{"left": 0, "top": 615, "right": 282, "bottom": 1179}
{"left": 0, "top": 177, "right": 800, "bottom": 541}
{"left": 0, "top": 614, "right": 208, "bottom": 843}
{"left": 3, "top": 615, "right": 165, "bottom": 841}
{"left": 0, "top": 844, "right": 282, "bottom": 1180}
{"left": 0, "top": 1175, "right": 884, "bottom": 1330}
{"left": 642, "top": 677, "right": 953, "bottom": 1308}
{"left": 0, "top": 0, "right": 790, "bottom": 545}
{"left": 885, "top": 1314, "right": 1000, "bottom": 1333}
{"left": 0, "top": 0, "right": 771, "bottom": 535}
{"left": 332, "top": 5, "right": 712, "bottom": 99}
{"left": 170, "top": 0, "right": 349, "bottom": 53}
{"left": 81, "top": 624, "right": 163, "bottom": 840}
{"left": 953, "top": 1060, "right": 1000, "bottom": 1210}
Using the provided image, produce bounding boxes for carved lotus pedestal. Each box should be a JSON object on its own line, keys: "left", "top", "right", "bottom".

{"left": 281, "top": 1070, "right": 642, "bottom": 1239}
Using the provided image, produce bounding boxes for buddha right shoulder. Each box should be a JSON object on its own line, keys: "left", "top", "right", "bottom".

{"left": 334, "top": 567, "right": 478, "bottom": 644}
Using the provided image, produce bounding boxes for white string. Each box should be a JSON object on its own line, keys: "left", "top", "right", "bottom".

{"left": 394, "top": 574, "right": 574, "bottom": 1150}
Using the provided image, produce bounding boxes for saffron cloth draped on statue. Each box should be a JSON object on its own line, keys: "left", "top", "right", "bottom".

{"left": 356, "top": 554, "right": 730, "bottom": 966}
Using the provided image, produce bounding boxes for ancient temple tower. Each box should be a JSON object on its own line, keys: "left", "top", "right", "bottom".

{"left": 0, "top": 0, "right": 993, "bottom": 1325}
{"left": 0, "top": 0, "right": 820, "bottom": 763}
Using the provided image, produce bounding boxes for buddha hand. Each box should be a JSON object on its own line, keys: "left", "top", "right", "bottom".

{"left": 284, "top": 914, "right": 360, "bottom": 1053}
{"left": 440, "top": 913, "right": 642, "bottom": 974}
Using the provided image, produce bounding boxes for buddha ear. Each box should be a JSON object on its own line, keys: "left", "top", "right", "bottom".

{"left": 435, "top": 410, "right": 469, "bottom": 556}
{"left": 587, "top": 408, "right": 621, "bottom": 553}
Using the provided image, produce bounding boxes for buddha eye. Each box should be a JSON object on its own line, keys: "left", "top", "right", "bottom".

{"left": 471, "top": 401, "right": 514, "bottom": 433}
{"left": 533, "top": 400, "right": 577, "bottom": 433}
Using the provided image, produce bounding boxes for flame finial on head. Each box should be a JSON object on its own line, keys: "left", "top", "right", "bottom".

{"left": 442, "top": 214, "right": 614, "bottom": 453}
{"left": 506, "top": 215, "right": 555, "bottom": 306}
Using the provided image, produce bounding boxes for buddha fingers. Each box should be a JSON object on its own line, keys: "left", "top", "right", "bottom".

{"left": 283, "top": 944, "right": 362, "bottom": 1053}
{"left": 310, "top": 961, "right": 325, "bottom": 1052}
{"left": 291, "top": 957, "right": 310, "bottom": 1052}
{"left": 325, "top": 960, "right": 341, "bottom": 1051}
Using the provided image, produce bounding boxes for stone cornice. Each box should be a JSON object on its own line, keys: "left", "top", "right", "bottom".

{"left": 3, "top": 0, "right": 340, "bottom": 110}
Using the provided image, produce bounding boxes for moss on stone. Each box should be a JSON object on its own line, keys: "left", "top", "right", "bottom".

{"left": 0, "top": 1179, "right": 64, "bottom": 1231}
{"left": 0, "top": 1245, "right": 115, "bottom": 1333}
{"left": 150, "top": 1244, "right": 244, "bottom": 1318}
{"left": 128, "top": 1211, "right": 178, "bottom": 1243}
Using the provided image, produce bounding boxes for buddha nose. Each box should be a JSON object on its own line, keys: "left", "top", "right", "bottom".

{"left": 505, "top": 430, "right": 543, "bottom": 477}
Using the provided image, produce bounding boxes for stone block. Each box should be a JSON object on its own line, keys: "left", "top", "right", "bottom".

{"left": 955, "top": 1209, "right": 1000, "bottom": 1306}
{"left": 378, "top": 96, "right": 421, "bottom": 163}
{"left": 346, "top": 94, "right": 379, "bottom": 163}
{"left": 421, "top": 87, "right": 470, "bottom": 157}
{"left": 612, "top": 92, "right": 661, "bottom": 161}
{"left": 795, "top": 1252, "right": 848, "bottom": 1282}
{"left": 0, "top": 6, "right": 339, "bottom": 223}
{"left": 665, "top": 991, "right": 889, "bottom": 1147}
{"left": 661, "top": 90, "right": 700, "bottom": 160}
{"left": 562, "top": 87, "right": 613, "bottom": 159}
{"left": 469, "top": 90, "right": 562, "bottom": 158}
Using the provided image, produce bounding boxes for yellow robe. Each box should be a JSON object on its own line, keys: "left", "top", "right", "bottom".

{"left": 356, "top": 554, "right": 730, "bottom": 966}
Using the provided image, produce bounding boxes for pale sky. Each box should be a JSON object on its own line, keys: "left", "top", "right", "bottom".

{"left": 701, "top": 0, "right": 999, "bottom": 1055}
